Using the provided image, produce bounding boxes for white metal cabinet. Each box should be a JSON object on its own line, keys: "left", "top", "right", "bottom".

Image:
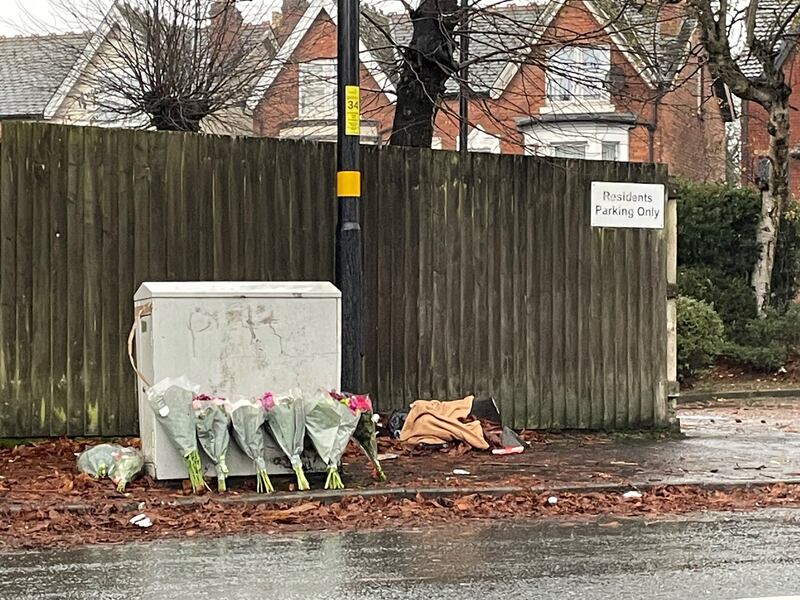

{"left": 134, "top": 281, "right": 340, "bottom": 479}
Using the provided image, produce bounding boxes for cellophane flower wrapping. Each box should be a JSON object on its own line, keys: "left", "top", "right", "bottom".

{"left": 332, "top": 392, "right": 386, "bottom": 482}
{"left": 265, "top": 390, "right": 310, "bottom": 490}
{"left": 304, "top": 390, "right": 360, "bottom": 490}
{"left": 108, "top": 447, "right": 144, "bottom": 492}
{"left": 77, "top": 444, "right": 122, "bottom": 479}
{"left": 147, "top": 377, "right": 206, "bottom": 493}
{"left": 193, "top": 395, "right": 232, "bottom": 492}
{"left": 228, "top": 397, "right": 274, "bottom": 493}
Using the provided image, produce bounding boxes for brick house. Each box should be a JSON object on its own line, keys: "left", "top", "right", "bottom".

{"left": 0, "top": 3, "right": 276, "bottom": 135}
{"left": 251, "top": 0, "right": 729, "bottom": 181}
{"left": 740, "top": 1, "right": 800, "bottom": 195}
{"left": 0, "top": 0, "right": 728, "bottom": 180}
{"left": 247, "top": 0, "right": 396, "bottom": 142}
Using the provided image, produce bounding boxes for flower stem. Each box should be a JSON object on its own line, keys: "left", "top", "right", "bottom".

{"left": 257, "top": 469, "right": 274, "bottom": 494}
{"left": 325, "top": 466, "right": 344, "bottom": 490}
{"left": 184, "top": 450, "right": 207, "bottom": 494}
{"left": 293, "top": 464, "right": 310, "bottom": 491}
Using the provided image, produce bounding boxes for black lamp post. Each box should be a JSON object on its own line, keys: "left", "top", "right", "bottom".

{"left": 336, "top": 0, "right": 363, "bottom": 393}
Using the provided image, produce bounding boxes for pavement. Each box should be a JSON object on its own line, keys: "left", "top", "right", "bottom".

{"left": 4, "top": 398, "right": 800, "bottom": 509}
{"left": 357, "top": 398, "right": 800, "bottom": 491}
{"left": 2, "top": 509, "right": 800, "bottom": 599}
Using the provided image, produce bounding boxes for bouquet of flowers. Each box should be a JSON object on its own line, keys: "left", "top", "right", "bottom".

{"left": 304, "top": 390, "right": 360, "bottom": 489}
{"left": 108, "top": 447, "right": 144, "bottom": 492}
{"left": 264, "top": 390, "right": 310, "bottom": 490}
{"left": 193, "top": 394, "right": 232, "bottom": 492}
{"left": 332, "top": 392, "right": 387, "bottom": 482}
{"left": 147, "top": 376, "right": 206, "bottom": 493}
{"left": 77, "top": 444, "right": 120, "bottom": 479}
{"left": 77, "top": 444, "right": 144, "bottom": 492}
{"left": 228, "top": 397, "right": 274, "bottom": 493}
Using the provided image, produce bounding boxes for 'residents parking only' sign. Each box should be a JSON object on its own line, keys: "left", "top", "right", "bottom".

{"left": 590, "top": 181, "right": 665, "bottom": 229}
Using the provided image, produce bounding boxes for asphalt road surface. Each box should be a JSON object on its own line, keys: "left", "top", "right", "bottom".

{"left": 1, "top": 510, "right": 800, "bottom": 600}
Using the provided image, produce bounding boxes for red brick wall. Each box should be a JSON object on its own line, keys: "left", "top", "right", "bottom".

{"left": 253, "top": 0, "right": 726, "bottom": 182}
{"left": 252, "top": 11, "right": 395, "bottom": 139}
{"left": 742, "top": 50, "right": 800, "bottom": 196}
{"left": 427, "top": 1, "right": 725, "bottom": 180}
{"left": 655, "top": 40, "right": 728, "bottom": 182}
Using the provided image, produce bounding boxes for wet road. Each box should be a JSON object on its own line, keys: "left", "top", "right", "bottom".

{"left": 2, "top": 510, "right": 800, "bottom": 600}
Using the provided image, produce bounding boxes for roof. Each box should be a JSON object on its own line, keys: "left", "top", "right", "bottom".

{"left": 739, "top": 0, "right": 800, "bottom": 79}
{"left": 246, "top": 0, "right": 395, "bottom": 110}
{"left": 44, "top": 4, "right": 278, "bottom": 121}
{"left": 592, "top": 0, "right": 695, "bottom": 82}
{"left": 371, "top": 0, "right": 695, "bottom": 99}
{"left": 384, "top": 5, "right": 548, "bottom": 94}
{"left": 0, "top": 33, "right": 90, "bottom": 118}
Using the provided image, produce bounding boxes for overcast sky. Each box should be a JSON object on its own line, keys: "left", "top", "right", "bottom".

{"left": 0, "top": 0, "right": 294, "bottom": 36}
{"left": 0, "top": 0, "right": 410, "bottom": 36}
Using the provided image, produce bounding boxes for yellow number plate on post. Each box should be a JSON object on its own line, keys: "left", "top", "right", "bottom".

{"left": 345, "top": 85, "right": 360, "bottom": 136}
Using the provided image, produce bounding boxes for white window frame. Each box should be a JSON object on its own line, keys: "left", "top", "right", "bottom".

{"left": 543, "top": 45, "right": 615, "bottom": 114}
{"left": 601, "top": 140, "right": 620, "bottom": 161}
{"left": 454, "top": 125, "right": 501, "bottom": 154}
{"left": 298, "top": 59, "right": 337, "bottom": 120}
{"left": 519, "top": 121, "right": 631, "bottom": 161}
{"left": 552, "top": 142, "right": 587, "bottom": 159}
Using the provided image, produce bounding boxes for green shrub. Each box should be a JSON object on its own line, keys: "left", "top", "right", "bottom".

{"left": 772, "top": 205, "right": 800, "bottom": 310}
{"left": 675, "top": 178, "right": 800, "bottom": 313}
{"left": 677, "top": 266, "right": 756, "bottom": 327}
{"left": 720, "top": 304, "right": 800, "bottom": 371}
{"left": 675, "top": 179, "right": 761, "bottom": 279}
{"left": 676, "top": 296, "right": 726, "bottom": 380}
{"left": 721, "top": 342, "right": 789, "bottom": 371}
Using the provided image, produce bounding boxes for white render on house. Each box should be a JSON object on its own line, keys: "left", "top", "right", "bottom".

{"left": 520, "top": 120, "right": 633, "bottom": 161}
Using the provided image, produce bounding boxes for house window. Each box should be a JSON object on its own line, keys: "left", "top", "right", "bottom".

{"left": 546, "top": 46, "right": 611, "bottom": 103}
{"left": 299, "top": 59, "right": 336, "bottom": 119}
{"left": 552, "top": 142, "right": 587, "bottom": 159}
{"left": 601, "top": 141, "right": 619, "bottom": 161}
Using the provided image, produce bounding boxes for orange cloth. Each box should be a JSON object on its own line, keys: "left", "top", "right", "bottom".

{"left": 399, "top": 396, "right": 489, "bottom": 449}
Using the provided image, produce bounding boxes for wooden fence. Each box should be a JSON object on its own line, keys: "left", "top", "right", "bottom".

{"left": 0, "top": 122, "right": 674, "bottom": 437}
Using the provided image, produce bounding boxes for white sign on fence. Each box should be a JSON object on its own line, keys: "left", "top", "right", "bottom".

{"left": 591, "top": 181, "right": 665, "bottom": 229}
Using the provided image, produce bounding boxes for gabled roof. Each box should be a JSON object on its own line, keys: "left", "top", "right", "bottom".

{"left": 739, "top": 0, "right": 800, "bottom": 79}
{"left": 372, "top": 0, "right": 695, "bottom": 100}
{"left": 245, "top": 0, "right": 395, "bottom": 111}
{"left": 0, "top": 33, "right": 90, "bottom": 118}
{"left": 43, "top": 2, "right": 278, "bottom": 120}
{"left": 488, "top": 0, "right": 694, "bottom": 97}
{"left": 385, "top": 4, "right": 547, "bottom": 95}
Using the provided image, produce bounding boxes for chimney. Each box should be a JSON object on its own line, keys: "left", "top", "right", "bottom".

{"left": 275, "top": 0, "right": 309, "bottom": 43}
{"left": 281, "top": 0, "right": 309, "bottom": 19}
{"left": 209, "top": 0, "right": 244, "bottom": 54}
{"left": 658, "top": 1, "right": 685, "bottom": 37}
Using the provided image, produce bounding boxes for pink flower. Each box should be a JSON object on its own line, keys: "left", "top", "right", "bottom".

{"left": 351, "top": 394, "right": 373, "bottom": 413}
{"left": 192, "top": 398, "right": 203, "bottom": 411}
{"left": 261, "top": 392, "right": 275, "bottom": 411}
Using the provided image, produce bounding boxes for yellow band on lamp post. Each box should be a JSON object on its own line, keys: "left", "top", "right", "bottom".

{"left": 337, "top": 171, "right": 361, "bottom": 197}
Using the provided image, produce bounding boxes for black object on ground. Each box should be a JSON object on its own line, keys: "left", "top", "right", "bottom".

{"left": 471, "top": 394, "right": 501, "bottom": 424}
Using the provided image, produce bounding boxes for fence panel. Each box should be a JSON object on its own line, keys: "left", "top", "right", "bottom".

{"left": 0, "top": 122, "right": 671, "bottom": 436}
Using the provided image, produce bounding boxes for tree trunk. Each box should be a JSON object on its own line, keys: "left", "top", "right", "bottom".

{"left": 752, "top": 96, "right": 791, "bottom": 314}
{"left": 390, "top": 0, "right": 458, "bottom": 147}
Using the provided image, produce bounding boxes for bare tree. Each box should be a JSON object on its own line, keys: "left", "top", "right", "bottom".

{"left": 388, "top": 0, "right": 459, "bottom": 146}
{"left": 40, "top": 0, "right": 275, "bottom": 132}
{"left": 369, "top": 0, "right": 722, "bottom": 158}
{"left": 687, "top": 0, "right": 798, "bottom": 313}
